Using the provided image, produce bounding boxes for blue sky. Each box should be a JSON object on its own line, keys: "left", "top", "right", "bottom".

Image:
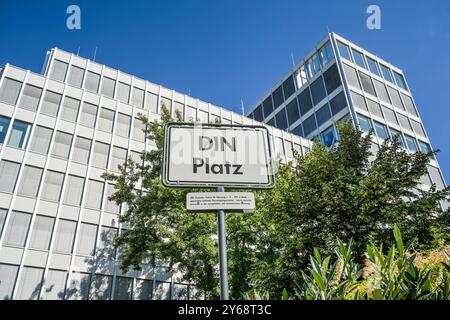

{"left": 1, "top": 0, "right": 449, "bottom": 182}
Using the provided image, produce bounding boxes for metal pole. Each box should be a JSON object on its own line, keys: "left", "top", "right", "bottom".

{"left": 216, "top": 186, "right": 229, "bottom": 300}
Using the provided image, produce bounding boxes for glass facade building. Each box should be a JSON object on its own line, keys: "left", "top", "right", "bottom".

{"left": 0, "top": 47, "right": 312, "bottom": 300}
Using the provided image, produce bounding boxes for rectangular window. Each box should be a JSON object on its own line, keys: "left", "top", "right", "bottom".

{"left": 319, "top": 41, "right": 334, "bottom": 66}
{"left": 0, "top": 78, "right": 22, "bottom": 105}
{"left": 374, "top": 80, "right": 391, "bottom": 104}
{"left": 40, "top": 91, "right": 62, "bottom": 117}
{"left": 154, "top": 281, "right": 171, "bottom": 300}
{"left": 146, "top": 92, "right": 158, "bottom": 113}
{"left": 17, "top": 165, "right": 43, "bottom": 198}
{"left": 72, "top": 136, "right": 91, "bottom": 164}
{"left": 411, "top": 119, "right": 426, "bottom": 137}
{"left": 98, "top": 108, "right": 115, "bottom": 133}
{"left": 84, "top": 71, "right": 100, "bottom": 92}
{"left": 400, "top": 93, "right": 418, "bottom": 117}
{"left": 393, "top": 71, "right": 408, "bottom": 91}
{"left": 0, "top": 208, "right": 6, "bottom": 237}
{"left": 381, "top": 106, "right": 398, "bottom": 125}
{"left": 389, "top": 128, "right": 405, "bottom": 147}
{"left": 303, "top": 114, "right": 317, "bottom": 136}
{"left": 66, "top": 272, "right": 91, "bottom": 300}
{"left": 110, "top": 146, "right": 127, "bottom": 172}
{"left": 374, "top": 121, "right": 389, "bottom": 140}
{"left": 8, "top": 120, "right": 30, "bottom": 149}
{"left": 85, "top": 180, "right": 104, "bottom": 210}
{"left": 367, "top": 57, "right": 380, "bottom": 76}
{"left": 292, "top": 124, "right": 303, "bottom": 137}
{"left": 51, "top": 131, "right": 73, "bottom": 159}
{"left": 29, "top": 126, "right": 53, "bottom": 154}
{"left": 185, "top": 106, "right": 196, "bottom": 122}
{"left": 79, "top": 102, "right": 98, "bottom": 127}
{"left": 76, "top": 223, "right": 97, "bottom": 256}
{"left": 380, "top": 64, "right": 393, "bottom": 83}
{"left": 117, "top": 82, "right": 130, "bottom": 103}
{"left": 3, "top": 211, "right": 31, "bottom": 247}
{"left": 50, "top": 60, "right": 68, "bottom": 82}
{"left": 310, "top": 76, "right": 326, "bottom": 105}
{"left": 397, "top": 113, "right": 413, "bottom": 132}
{"left": 116, "top": 113, "right": 131, "bottom": 137}
{"left": 272, "top": 86, "right": 284, "bottom": 109}
{"left": 343, "top": 64, "right": 361, "bottom": 90}
{"left": 105, "top": 184, "right": 120, "bottom": 213}
{"left": 323, "top": 64, "right": 341, "bottom": 94}
{"left": 284, "top": 140, "right": 293, "bottom": 158}
{"left": 173, "top": 102, "right": 184, "bottom": 120}
{"left": 19, "top": 84, "right": 42, "bottom": 111}
{"left": 330, "top": 91, "right": 347, "bottom": 115}
{"left": 114, "top": 277, "right": 133, "bottom": 300}
{"left": 92, "top": 141, "right": 110, "bottom": 169}
{"left": 262, "top": 96, "right": 274, "bottom": 118}
{"left": 0, "top": 116, "right": 11, "bottom": 144}
{"left": 132, "top": 87, "right": 144, "bottom": 108}
{"left": 321, "top": 126, "right": 336, "bottom": 148}
{"left": 0, "top": 160, "right": 21, "bottom": 193}
{"left": 295, "top": 65, "right": 308, "bottom": 88}
{"left": 64, "top": 175, "right": 85, "bottom": 206}
{"left": 160, "top": 97, "right": 172, "bottom": 113}
{"left": 67, "top": 65, "right": 85, "bottom": 88}
{"left": 29, "top": 215, "right": 55, "bottom": 250}
{"left": 337, "top": 41, "right": 351, "bottom": 61}
{"left": 0, "top": 264, "right": 19, "bottom": 300}
{"left": 428, "top": 166, "right": 445, "bottom": 190}
{"left": 14, "top": 267, "right": 44, "bottom": 300}
{"left": 134, "top": 279, "right": 153, "bottom": 300}
{"left": 53, "top": 219, "right": 77, "bottom": 253}
{"left": 315, "top": 104, "right": 332, "bottom": 126}
{"left": 404, "top": 135, "right": 418, "bottom": 152}
{"left": 367, "top": 99, "right": 383, "bottom": 118}
{"left": 286, "top": 99, "right": 300, "bottom": 126}
{"left": 357, "top": 114, "right": 372, "bottom": 132}
{"left": 387, "top": 87, "right": 404, "bottom": 110}
{"left": 351, "top": 49, "right": 366, "bottom": 69}
{"left": 275, "top": 110, "right": 288, "bottom": 130}
{"left": 132, "top": 119, "right": 146, "bottom": 142}
{"left": 418, "top": 140, "right": 431, "bottom": 154}
{"left": 41, "top": 170, "right": 64, "bottom": 202}
{"left": 358, "top": 71, "right": 376, "bottom": 96}
{"left": 89, "top": 275, "right": 113, "bottom": 300}
{"left": 98, "top": 227, "right": 118, "bottom": 261}
{"left": 282, "top": 76, "right": 296, "bottom": 100}
{"left": 101, "top": 77, "right": 116, "bottom": 98}
{"left": 41, "top": 270, "right": 67, "bottom": 300}
{"left": 60, "top": 96, "right": 80, "bottom": 123}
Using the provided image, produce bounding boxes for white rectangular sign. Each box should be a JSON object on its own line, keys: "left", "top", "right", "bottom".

{"left": 162, "top": 123, "right": 275, "bottom": 188}
{"left": 187, "top": 192, "right": 255, "bottom": 211}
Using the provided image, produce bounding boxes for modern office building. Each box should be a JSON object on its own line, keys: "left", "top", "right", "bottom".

{"left": 0, "top": 32, "right": 446, "bottom": 300}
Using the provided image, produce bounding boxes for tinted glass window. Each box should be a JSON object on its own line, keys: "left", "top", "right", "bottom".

{"left": 323, "top": 64, "right": 341, "bottom": 94}
{"left": 292, "top": 124, "right": 303, "bottom": 137}
{"left": 393, "top": 72, "right": 408, "bottom": 91}
{"left": 272, "top": 86, "right": 284, "bottom": 109}
{"left": 337, "top": 41, "right": 351, "bottom": 61}
{"left": 286, "top": 99, "right": 300, "bottom": 125}
{"left": 367, "top": 57, "right": 380, "bottom": 76}
{"left": 404, "top": 135, "right": 418, "bottom": 152}
{"left": 298, "top": 88, "right": 313, "bottom": 116}
{"left": 321, "top": 126, "right": 336, "bottom": 148}
{"left": 310, "top": 76, "right": 326, "bottom": 105}
{"left": 282, "top": 76, "right": 296, "bottom": 99}
{"left": 374, "top": 121, "right": 389, "bottom": 140}
{"left": 315, "top": 104, "right": 331, "bottom": 126}
{"left": 262, "top": 96, "right": 274, "bottom": 118}
{"left": 352, "top": 49, "right": 366, "bottom": 69}
{"left": 253, "top": 105, "right": 263, "bottom": 122}
{"left": 380, "top": 65, "right": 393, "bottom": 83}
{"left": 357, "top": 114, "right": 372, "bottom": 132}
{"left": 0, "top": 116, "right": 11, "bottom": 144}
{"left": 275, "top": 109, "right": 288, "bottom": 130}
{"left": 330, "top": 91, "right": 347, "bottom": 115}
{"left": 358, "top": 71, "right": 376, "bottom": 96}
{"left": 303, "top": 114, "right": 317, "bottom": 136}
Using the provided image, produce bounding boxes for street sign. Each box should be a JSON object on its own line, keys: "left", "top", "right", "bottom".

{"left": 162, "top": 123, "right": 275, "bottom": 189}
{"left": 186, "top": 192, "right": 255, "bottom": 212}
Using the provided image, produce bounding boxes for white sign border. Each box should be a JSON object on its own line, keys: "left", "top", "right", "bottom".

{"left": 161, "top": 122, "right": 276, "bottom": 189}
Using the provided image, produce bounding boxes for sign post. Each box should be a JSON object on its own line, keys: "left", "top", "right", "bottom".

{"left": 162, "top": 123, "right": 275, "bottom": 300}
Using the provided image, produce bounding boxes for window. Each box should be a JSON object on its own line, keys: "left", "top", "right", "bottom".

{"left": 389, "top": 128, "right": 405, "bottom": 147}
{"left": 404, "top": 135, "right": 418, "bottom": 152}
{"left": 133, "top": 119, "right": 146, "bottom": 142}
{"left": 98, "top": 227, "right": 118, "bottom": 261}
{"left": 29, "top": 126, "right": 53, "bottom": 154}
{"left": 40, "top": 91, "right": 61, "bottom": 116}
{"left": 357, "top": 114, "right": 372, "bottom": 132}
{"left": 98, "top": 108, "right": 115, "bottom": 132}
{"left": 330, "top": 91, "right": 347, "bottom": 115}
{"left": 41, "top": 270, "right": 67, "bottom": 300}
{"left": 0, "top": 160, "right": 21, "bottom": 193}
{"left": 0, "top": 208, "right": 6, "bottom": 236}
{"left": 400, "top": 93, "right": 418, "bottom": 117}
{"left": 381, "top": 106, "right": 398, "bottom": 125}
{"left": 115, "top": 277, "right": 133, "bottom": 300}
{"left": 393, "top": 71, "right": 408, "bottom": 91}
{"left": 92, "top": 141, "right": 110, "bottom": 169}
{"left": 253, "top": 105, "right": 264, "bottom": 122}
{"left": 397, "top": 114, "right": 413, "bottom": 132}
{"left": 146, "top": 92, "right": 158, "bottom": 113}
{"left": 185, "top": 106, "right": 196, "bottom": 122}
{"left": 132, "top": 87, "right": 144, "bottom": 108}
{"left": 66, "top": 272, "right": 91, "bottom": 300}
{"left": 134, "top": 279, "right": 153, "bottom": 300}
{"left": 319, "top": 41, "right": 334, "bottom": 66}
{"left": 60, "top": 96, "right": 80, "bottom": 123}
{"left": 272, "top": 86, "right": 284, "bottom": 109}
{"left": 117, "top": 82, "right": 130, "bottom": 103}
{"left": 84, "top": 71, "right": 100, "bottom": 92}
{"left": 298, "top": 88, "right": 312, "bottom": 116}
{"left": 67, "top": 65, "right": 85, "bottom": 87}
{"left": 0, "top": 78, "right": 22, "bottom": 105}
{"left": 89, "top": 275, "right": 113, "bottom": 300}
{"left": 418, "top": 140, "right": 431, "bottom": 154}
{"left": 358, "top": 71, "right": 376, "bottom": 96}
{"left": 53, "top": 219, "right": 77, "bottom": 253}
{"left": 303, "top": 114, "right": 317, "bottom": 136}
{"left": 343, "top": 64, "right": 361, "bottom": 90}
{"left": 275, "top": 110, "right": 288, "bottom": 130}
{"left": 101, "top": 77, "right": 116, "bottom": 98}
{"left": 110, "top": 146, "right": 127, "bottom": 172}
{"left": 374, "top": 121, "right": 389, "bottom": 140}
{"left": 77, "top": 223, "right": 97, "bottom": 256}
{"left": 3, "top": 211, "right": 31, "bottom": 247}
{"left": 352, "top": 49, "right": 366, "bottom": 69}
{"left": 428, "top": 166, "right": 445, "bottom": 190}
{"left": 85, "top": 180, "right": 104, "bottom": 210}
{"left": 293, "top": 143, "right": 302, "bottom": 156}
{"left": 72, "top": 136, "right": 91, "bottom": 164}
{"left": 286, "top": 99, "right": 300, "bottom": 125}
{"left": 262, "top": 96, "right": 274, "bottom": 118}
{"left": 284, "top": 140, "right": 293, "bottom": 158}
{"left": 19, "top": 84, "right": 42, "bottom": 111}
{"left": 0, "top": 116, "right": 11, "bottom": 144}
{"left": 266, "top": 117, "right": 275, "bottom": 127}
{"left": 198, "top": 110, "right": 208, "bottom": 123}
{"left": 337, "top": 41, "right": 351, "bottom": 61}
{"left": 130, "top": 151, "right": 141, "bottom": 164}
{"left": 64, "top": 175, "right": 85, "bottom": 206}
{"left": 0, "top": 264, "right": 19, "bottom": 300}
{"left": 411, "top": 120, "right": 426, "bottom": 137}
{"left": 380, "top": 64, "right": 393, "bottom": 83}
{"left": 154, "top": 281, "right": 171, "bottom": 300}
{"left": 17, "top": 166, "right": 43, "bottom": 198}
{"left": 310, "top": 76, "right": 326, "bottom": 105}
{"left": 79, "top": 102, "right": 98, "bottom": 127}
{"left": 50, "top": 60, "right": 68, "bottom": 82}
{"left": 282, "top": 76, "right": 296, "bottom": 99}
{"left": 374, "top": 80, "right": 391, "bottom": 104}
{"left": 387, "top": 87, "right": 404, "bottom": 110}
{"left": 323, "top": 64, "right": 341, "bottom": 94}
{"left": 367, "top": 99, "right": 383, "bottom": 118}
{"left": 41, "top": 170, "right": 64, "bottom": 202}
{"left": 116, "top": 113, "right": 131, "bottom": 137}
{"left": 321, "top": 126, "right": 336, "bottom": 148}
{"left": 366, "top": 57, "right": 380, "bottom": 76}
{"left": 29, "top": 215, "right": 55, "bottom": 250}
{"left": 51, "top": 131, "right": 73, "bottom": 159}
{"left": 316, "top": 104, "right": 332, "bottom": 126}
{"left": 105, "top": 184, "right": 120, "bottom": 213}
{"left": 14, "top": 267, "right": 44, "bottom": 300}
{"left": 295, "top": 65, "right": 308, "bottom": 88}
{"left": 173, "top": 102, "right": 184, "bottom": 119}
{"left": 8, "top": 120, "right": 30, "bottom": 149}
